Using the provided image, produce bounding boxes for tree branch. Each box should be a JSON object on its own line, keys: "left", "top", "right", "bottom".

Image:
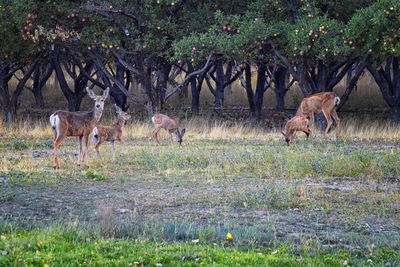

{"left": 164, "top": 55, "right": 214, "bottom": 101}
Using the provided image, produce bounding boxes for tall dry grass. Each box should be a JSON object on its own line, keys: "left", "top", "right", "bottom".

{"left": 1, "top": 115, "right": 399, "bottom": 142}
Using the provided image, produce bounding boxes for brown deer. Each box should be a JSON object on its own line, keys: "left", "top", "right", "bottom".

{"left": 91, "top": 104, "right": 131, "bottom": 160}
{"left": 281, "top": 115, "right": 311, "bottom": 145}
{"left": 151, "top": 113, "right": 186, "bottom": 145}
{"left": 296, "top": 92, "right": 341, "bottom": 134}
{"left": 49, "top": 87, "right": 109, "bottom": 169}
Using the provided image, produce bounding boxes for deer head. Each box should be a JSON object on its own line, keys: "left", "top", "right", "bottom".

{"left": 113, "top": 104, "right": 131, "bottom": 122}
{"left": 174, "top": 128, "right": 186, "bottom": 145}
{"left": 281, "top": 130, "right": 291, "bottom": 145}
{"left": 87, "top": 87, "right": 109, "bottom": 112}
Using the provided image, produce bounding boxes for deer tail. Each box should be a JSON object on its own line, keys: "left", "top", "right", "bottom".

{"left": 335, "top": 96, "right": 341, "bottom": 106}
{"left": 49, "top": 113, "right": 59, "bottom": 137}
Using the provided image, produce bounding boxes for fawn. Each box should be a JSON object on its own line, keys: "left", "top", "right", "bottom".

{"left": 92, "top": 104, "right": 131, "bottom": 160}
{"left": 49, "top": 87, "right": 109, "bottom": 169}
{"left": 151, "top": 113, "right": 186, "bottom": 145}
{"left": 282, "top": 115, "right": 311, "bottom": 145}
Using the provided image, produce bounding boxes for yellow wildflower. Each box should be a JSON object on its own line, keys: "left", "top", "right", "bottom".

{"left": 226, "top": 232, "right": 233, "bottom": 241}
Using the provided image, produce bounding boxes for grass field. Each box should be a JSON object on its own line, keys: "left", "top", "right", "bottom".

{"left": 1, "top": 117, "right": 400, "bottom": 266}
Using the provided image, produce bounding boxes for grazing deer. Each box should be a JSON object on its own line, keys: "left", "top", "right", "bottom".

{"left": 296, "top": 92, "right": 341, "bottom": 134}
{"left": 91, "top": 104, "right": 131, "bottom": 160}
{"left": 281, "top": 115, "right": 311, "bottom": 145}
{"left": 151, "top": 113, "right": 186, "bottom": 145}
{"left": 49, "top": 87, "right": 109, "bottom": 169}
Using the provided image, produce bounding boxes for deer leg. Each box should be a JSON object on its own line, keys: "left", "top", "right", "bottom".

{"left": 111, "top": 141, "right": 116, "bottom": 161}
{"left": 331, "top": 109, "right": 341, "bottom": 133}
{"left": 95, "top": 142, "right": 101, "bottom": 157}
{"left": 77, "top": 136, "right": 83, "bottom": 166}
{"left": 310, "top": 113, "right": 315, "bottom": 130}
{"left": 83, "top": 135, "right": 90, "bottom": 166}
{"left": 152, "top": 128, "right": 161, "bottom": 144}
{"left": 322, "top": 109, "right": 333, "bottom": 135}
{"left": 303, "top": 128, "right": 311, "bottom": 140}
{"left": 53, "top": 134, "right": 65, "bottom": 169}
{"left": 120, "top": 139, "right": 126, "bottom": 156}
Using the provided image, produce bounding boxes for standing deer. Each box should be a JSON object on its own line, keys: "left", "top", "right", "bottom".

{"left": 49, "top": 87, "right": 109, "bottom": 169}
{"left": 151, "top": 113, "right": 186, "bottom": 145}
{"left": 296, "top": 92, "right": 341, "bottom": 134}
{"left": 92, "top": 104, "right": 131, "bottom": 160}
{"left": 281, "top": 115, "right": 311, "bottom": 145}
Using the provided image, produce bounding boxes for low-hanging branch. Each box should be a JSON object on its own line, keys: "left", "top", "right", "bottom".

{"left": 164, "top": 55, "right": 214, "bottom": 101}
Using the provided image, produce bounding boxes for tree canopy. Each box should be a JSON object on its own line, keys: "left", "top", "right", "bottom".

{"left": 1, "top": 0, "right": 400, "bottom": 123}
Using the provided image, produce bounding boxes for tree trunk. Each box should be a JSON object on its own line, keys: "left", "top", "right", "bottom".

{"left": 244, "top": 64, "right": 255, "bottom": 115}
{"left": 0, "top": 64, "right": 14, "bottom": 125}
{"left": 254, "top": 64, "right": 266, "bottom": 121}
{"left": 188, "top": 63, "right": 201, "bottom": 114}
{"left": 30, "top": 61, "right": 53, "bottom": 108}
{"left": 52, "top": 52, "right": 93, "bottom": 112}
{"left": 214, "top": 58, "right": 225, "bottom": 108}
{"left": 338, "top": 59, "right": 366, "bottom": 111}
{"left": 155, "top": 63, "right": 171, "bottom": 112}
{"left": 367, "top": 57, "right": 400, "bottom": 124}
{"left": 392, "top": 106, "right": 400, "bottom": 124}
{"left": 274, "top": 66, "right": 288, "bottom": 111}
{"left": 33, "top": 88, "right": 45, "bottom": 108}
{"left": 111, "top": 63, "right": 129, "bottom": 110}
{"left": 0, "top": 56, "right": 40, "bottom": 125}
{"left": 138, "top": 58, "right": 155, "bottom": 118}
{"left": 32, "top": 67, "right": 44, "bottom": 108}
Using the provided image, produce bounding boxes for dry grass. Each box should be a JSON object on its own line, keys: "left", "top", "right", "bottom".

{"left": 1, "top": 115, "right": 399, "bottom": 143}
{"left": 340, "top": 118, "right": 400, "bottom": 141}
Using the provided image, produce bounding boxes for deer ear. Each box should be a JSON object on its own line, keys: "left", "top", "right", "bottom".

{"left": 103, "top": 87, "right": 110, "bottom": 99}
{"left": 181, "top": 128, "right": 186, "bottom": 136}
{"left": 86, "top": 87, "right": 96, "bottom": 99}
{"left": 114, "top": 104, "right": 122, "bottom": 114}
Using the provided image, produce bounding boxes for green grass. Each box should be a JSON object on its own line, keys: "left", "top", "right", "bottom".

{"left": 1, "top": 129, "right": 400, "bottom": 266}
{"left": 0, "top": 225, "right": 399, "bottom": 266}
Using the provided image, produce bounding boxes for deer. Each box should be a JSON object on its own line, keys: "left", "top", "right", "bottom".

{"left": 281, "top": 115, "right": 311, "bottom": 145}
{"left": 49, "top": 87, "right": 109, "bottom": 169}
{"left": 296, "top": 92, "right": 341, "bottom": 134}
{"left": 151, "top": 113, "right": 186, "bottom": 145}
{"left": 91, "top": 104, "right": 131, "bottom": 160}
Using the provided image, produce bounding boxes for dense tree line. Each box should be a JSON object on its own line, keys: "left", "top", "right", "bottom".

{"left": 0, "top": 0, "right": 399, "bottom": 125}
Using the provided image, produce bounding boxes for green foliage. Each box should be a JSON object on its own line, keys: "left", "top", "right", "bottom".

{"left": 0, "top": 0, "right": 38, "bottom": 62}
{"left": 0, "top": 225, "right": 399, "bottom": 266}
{"left": 85, "top": 169, "right": 107, "bottom": 181}
{"left": 346, "top": 0, "right": 400, "bottom": 62}
{"left": 285, "top": 16, "right": 350, "bottom": 63}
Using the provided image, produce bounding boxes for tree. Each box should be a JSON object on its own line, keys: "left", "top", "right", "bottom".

{"left": 0, "top": 0, "right": 42, "bottom": 124}
{"left": 346, "top": 0, "right": 400, "bottom": 123}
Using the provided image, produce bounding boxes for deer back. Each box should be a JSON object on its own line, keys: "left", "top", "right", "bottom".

{"left": 285, "top": 116, "right": 308, "bottom": 134}
{"left": 152, "top": 113, "right": 178, "bottom": 131}
{"left": 53, "top": 109, "right": 97, "bottom": 136}
{"left": 95, "top": 125, "right": 123, "bottom": 142}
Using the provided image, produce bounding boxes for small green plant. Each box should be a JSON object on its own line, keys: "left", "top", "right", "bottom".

{"left": 10, "top": 139, "right": 30, "bottom": 150}
{"left": 85, "top": 169, "right": 108, "bottom": 181}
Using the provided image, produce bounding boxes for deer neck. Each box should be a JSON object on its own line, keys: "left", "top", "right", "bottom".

{"left": 93, "top": 107, "right": 103, "bottom": 123}
{"left": 115, "top": 117, "right": 126, "bottom": 128}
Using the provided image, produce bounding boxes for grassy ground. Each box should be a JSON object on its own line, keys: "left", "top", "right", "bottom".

{"left": 1, "top": 117, "right": 400, "bottom": 266}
